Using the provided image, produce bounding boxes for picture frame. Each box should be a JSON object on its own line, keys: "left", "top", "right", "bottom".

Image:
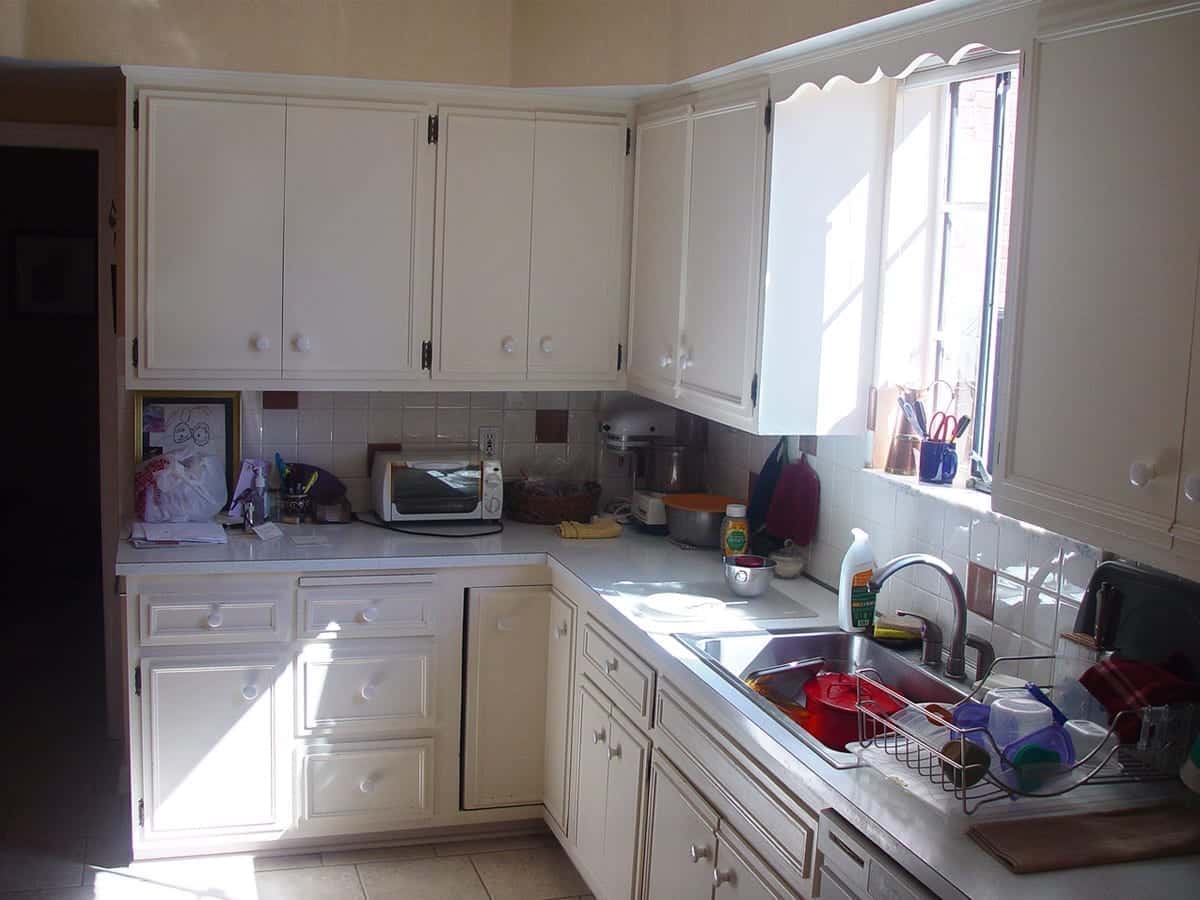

{"left": 133, "top": 391, "right": 241, "bottom": 502}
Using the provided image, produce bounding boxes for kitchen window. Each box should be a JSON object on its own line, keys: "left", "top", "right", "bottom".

{"left": 876, "top": 57, "right": 1019, "bottom": 488}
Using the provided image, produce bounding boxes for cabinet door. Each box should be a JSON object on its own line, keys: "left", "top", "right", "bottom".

{"left": 713, "top": 824, "right": 792, "bottom": 900}
{"left": 571, "top": 680, "right": 611, "bottom": 873}
{"left": 434, "top": 107, "right": 534, "bottom": 380}
{"left": 679, "top": 88, "right": 768, "bottom": 421}
{"left": 544, "top": 590, "right": 577, "bottom": 833}
{"left": 140, "top": 655, "right": 290, "bottom": 837}
{"left": 995, "top": 13, "right": 1200, "bottom": 549}
{"left": 528, "top": 114, "right": 627, "bottom": 381}
{"left": 463, "top": 587, "right": 550, "bottom": 808}
{"left": 139, "top": 92, "right": 284, "bottom": 376}
{"left": 602, "top": 706, "right": 651, "bottom": 900}
{"left": 283, "top": 100, "right": 433, "bottom": 380}
{"left": 628, "top": 107, "right": 691, "bottom": 395}
{"left": 645, "top": 755, "right": 718, "bottom": 900}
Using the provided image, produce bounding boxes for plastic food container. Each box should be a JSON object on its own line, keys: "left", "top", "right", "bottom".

{"left": 1000, "top": 724, "right": 1076, "bottom": 790}
{"left": 989, "top": 695, "right": 1054, "bottom": 749}
{"left": 1064, "top": 719, "right": 1118, "bottom": 761}
{"left": 949, "top": 701, "right": 992, "bottom": 747}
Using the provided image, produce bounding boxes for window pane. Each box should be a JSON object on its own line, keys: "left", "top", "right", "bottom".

{"left": 937, "top": 205, "right": 989, "bottom": 411}
{"left": 948, "top": 76, "right": 1001, "bottom": 204}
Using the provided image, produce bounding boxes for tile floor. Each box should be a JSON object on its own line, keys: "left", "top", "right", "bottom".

{"left": 1, "top": 830, "right": 595, "bottom": 899}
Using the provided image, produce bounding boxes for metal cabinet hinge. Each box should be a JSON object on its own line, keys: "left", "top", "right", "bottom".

{"left": 133, "top": 99, "right": 139, "bottom": 130}
{"left": 764, "top": 102, "right": 772, "bottom": 133}
{"left": 617, "top": 343, "right": 623, "bottom": 371}
{"left": 421, "top": 340, "right": 432, "bottom": 371}
{"left": 625, "top": 127, "right": 631, "bottom": 156}
{"left": 131, "top": 337, "right": 139, "bottom": 369}
{"left": 134, "top": 665, "right": 142, "bottom": 696}
{"left": 750, "top": 373, "right": 759, "bottom": 408}
{"left": 137, "top": 799, "right": 144, "bottom": 827}
{"left": 427, "top": 114, "right": 439, "bottom": 144}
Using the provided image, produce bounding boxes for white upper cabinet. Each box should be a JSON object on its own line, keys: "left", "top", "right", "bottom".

{"left": 139, "top": 92, "right": 285, "bottom": 377}
{"left": 528, "top": 114, "right": 628, "bottom": 381}
{"left": 626, "top": 79, "right": 887, "bottom": 434}
{"left": 628, "top": 107, "right": 692, "bottom": 395}
{"left": 994, "top": 9, "right": 1200, "bottom": 561}
{"left": 283, "top": 100, "right": 433, "bottom": 381}
{"left": 434, "top": 107, "right": 535, "bottom": 381}
{"left": 679, "top": 89, "right": 768, "bottom": 422}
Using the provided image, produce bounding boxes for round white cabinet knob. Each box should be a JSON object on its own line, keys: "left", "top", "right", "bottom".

{"left": 360, "top": 606, "right": 379, "bottom": 624}
{"left": 540, "top": 336, "right": 553, "bottom": 354}
{"left": 359, "top": 777, "right": 376, "bottom": 794}
{"left": 1129, "top": 461, "right": 1156, "bottom": 488}
{"left": 1185, "top": 475, "right": 1200, "bottom": 503}
{"left": 361, "top": 683, "right": 377, "bottom": 701}
{"left": 555, "top": 621, "right": 569, "bottom": 638}
{"left": 206, "top": 611, "right": 223, "bottom": 629}
{"left": 241, "top": 684, "right": 259, "bottom": 701}
{"left": 501, "top": 337, "right": 515, "bottom": 354}
{"left": 659, "top": 353, "right": 674, "bottom": 369}
{"left": 295, "top": 335, "right": 312, "bottom": 353}
{"left": 591, "top": 727, "right": 606, "bottom": 745}
{"left": 607, "top": 744, "right": 622, "bottom": 760}
{"left": 253, "top": 335, "right": 271, "bottom": 352}
{"left": 689, "top": 844, "right": 710, "bottom": 863}
{"left": 680, "top": 350, "right": 693, "bottom": 370}
{"left": 713, "top": 869, "right": 735, "bottom": 887}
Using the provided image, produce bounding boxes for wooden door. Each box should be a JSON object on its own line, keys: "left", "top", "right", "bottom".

{"left": 283, "top": 100, "right": 433, "bottom": 380}
{"left": 141, "top": 655, "right": 290, "bottom": 836}
{"left": 679, "top": 88, "right": 768, "bottom": 420}
{"left": 995, "top": 13, "right": 1200, "bottom": 550}
{"left": 434, "top": 107, "right": 534, "bottom": 380}
{"left": 544, "top": 590, "right": 577, "bottom": 833}
{"left": 644, "top": 755, "right": 718, "bottom": 900}
{"left": 570, "top": 681, "right": 611, "bottom": 874}
{"left": 463, "top": 587, "right": 551, "bottom": 808}
{"left": 602, "top": 706, "right": 651, "bottom": 900}
{"left": 628, "top": 107, "right": 691, "bottom": 396}
{"left": 139, "top": 92, "right": 284, "bottom": 376}
{"left": 528, "top": 113, "right": 627, "bottom": 381}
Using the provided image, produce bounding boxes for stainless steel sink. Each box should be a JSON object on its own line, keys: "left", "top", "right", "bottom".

{"left": 675, "top": 628, "right": 969, "bottom": 768}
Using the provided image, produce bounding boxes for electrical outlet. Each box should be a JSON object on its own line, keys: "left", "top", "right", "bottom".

{"left": 478, "top": 425, "right": 499, "bottom": 458}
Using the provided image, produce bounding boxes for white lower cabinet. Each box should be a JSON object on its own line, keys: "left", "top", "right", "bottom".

{"left": 646, "top": 753, "right": 795, "bottom": 900}
{"left": 543, "top": 589, "right": 577, "bottom": 833}
{"left": 571, "top": 677, "right": 650, "bottom": 900}
{"left": 140, "top": 654, "right": 292, "bottom": 838}
{"left": 462, "top": 586, "right": 552, "bottom": 809}
{"left": 297, "top": 738, "right": 433, "bottom": 831}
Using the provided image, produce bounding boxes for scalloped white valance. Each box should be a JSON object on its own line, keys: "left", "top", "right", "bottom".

{"left": 769, "top": 0, "right": 1038, "bottom": 100}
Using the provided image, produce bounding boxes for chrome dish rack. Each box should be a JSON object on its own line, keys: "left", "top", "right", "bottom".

{"left": 852, "top": 656, "right": 1189, "bottom": 815}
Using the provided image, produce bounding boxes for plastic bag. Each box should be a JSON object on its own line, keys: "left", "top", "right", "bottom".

{"left": 135, "top": 449, "right": 228, "bottom": 522}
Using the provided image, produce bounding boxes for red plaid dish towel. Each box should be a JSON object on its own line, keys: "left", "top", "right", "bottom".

{"left": 1079, "top": 657, "right": 1200, "bottom": 742}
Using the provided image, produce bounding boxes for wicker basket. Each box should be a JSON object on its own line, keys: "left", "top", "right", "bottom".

{"left": 505, "top": 480, "right": 601, "bottom": 525}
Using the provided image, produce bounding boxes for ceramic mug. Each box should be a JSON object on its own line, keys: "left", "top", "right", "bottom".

{"left": 918, "top": 440, "right": 957, "bottom": 485}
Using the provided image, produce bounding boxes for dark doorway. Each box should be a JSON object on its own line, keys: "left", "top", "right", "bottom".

{"left": 0, "top": 139, "right": 126, "bottom": 883}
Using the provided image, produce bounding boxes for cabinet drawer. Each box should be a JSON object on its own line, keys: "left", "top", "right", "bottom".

{"left": 581, "top": 619, "right": 655, "bottom": 724}
{"left": 298, "top": 642, "right": 433, "bottom": 736}
{"left": 299, "top": 739, "right": 434, "bottom": 824}
{"left": 139, "top": 588, "right": 291, "bottom": 645}
{"left": 299, "top": 573, "right": 436, "bottom": 639}
{"left": 656, "top": 684, "right": 816, "bottom": 896}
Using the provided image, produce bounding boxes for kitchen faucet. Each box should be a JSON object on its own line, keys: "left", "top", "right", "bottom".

{"left": 869, "top": 553, "right": 980, "bottom": 680}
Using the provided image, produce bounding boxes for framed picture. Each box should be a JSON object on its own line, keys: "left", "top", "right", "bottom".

{"left": 10, "top": 231, "right": 97, "bottom": 318}
{"left": 133, "top": 391, "right": 241, "bottom": 501}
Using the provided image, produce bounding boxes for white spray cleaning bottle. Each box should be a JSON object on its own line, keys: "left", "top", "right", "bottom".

{"left": 838, "top": 528, "right": 877, "bottom": 633}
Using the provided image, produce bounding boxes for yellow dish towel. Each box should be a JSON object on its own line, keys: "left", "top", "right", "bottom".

{"left": 557, "top": 518, "right": 622, "bottom": 539}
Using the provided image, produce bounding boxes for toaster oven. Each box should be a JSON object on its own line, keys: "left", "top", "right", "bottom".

{"left": 371, "top": 450, "right": 502, "bottom": 522}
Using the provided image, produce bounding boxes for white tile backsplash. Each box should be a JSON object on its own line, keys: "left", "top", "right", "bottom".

{"left": 243, "top": 390, "right": 617, "bottom": 512}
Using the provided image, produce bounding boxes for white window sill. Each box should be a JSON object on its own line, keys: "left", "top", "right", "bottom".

{"left": 862, "top": 467, "right": 994, "bottom": 515}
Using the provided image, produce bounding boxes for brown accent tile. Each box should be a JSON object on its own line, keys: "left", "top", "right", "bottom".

{"left": 262, "top": 391, "right": 298, "bottom": 410}
{"left": 967, "top": 562, "right": 996, "bottom": 619}
{"left": 535, "top": 409, "right": 568, "bottom": 444}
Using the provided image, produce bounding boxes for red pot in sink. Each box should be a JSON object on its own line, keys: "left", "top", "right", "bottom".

{"left": 802, "top": 673, "right": 903, "bottom": 751}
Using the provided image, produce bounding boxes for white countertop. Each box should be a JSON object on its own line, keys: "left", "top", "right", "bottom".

{"left": 116, "top": 522, "right": 1198, "bottom": 898}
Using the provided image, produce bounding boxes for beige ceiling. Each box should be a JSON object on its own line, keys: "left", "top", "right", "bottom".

{"left": 3, "top": 0, "right": 926, "bottom": 88}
